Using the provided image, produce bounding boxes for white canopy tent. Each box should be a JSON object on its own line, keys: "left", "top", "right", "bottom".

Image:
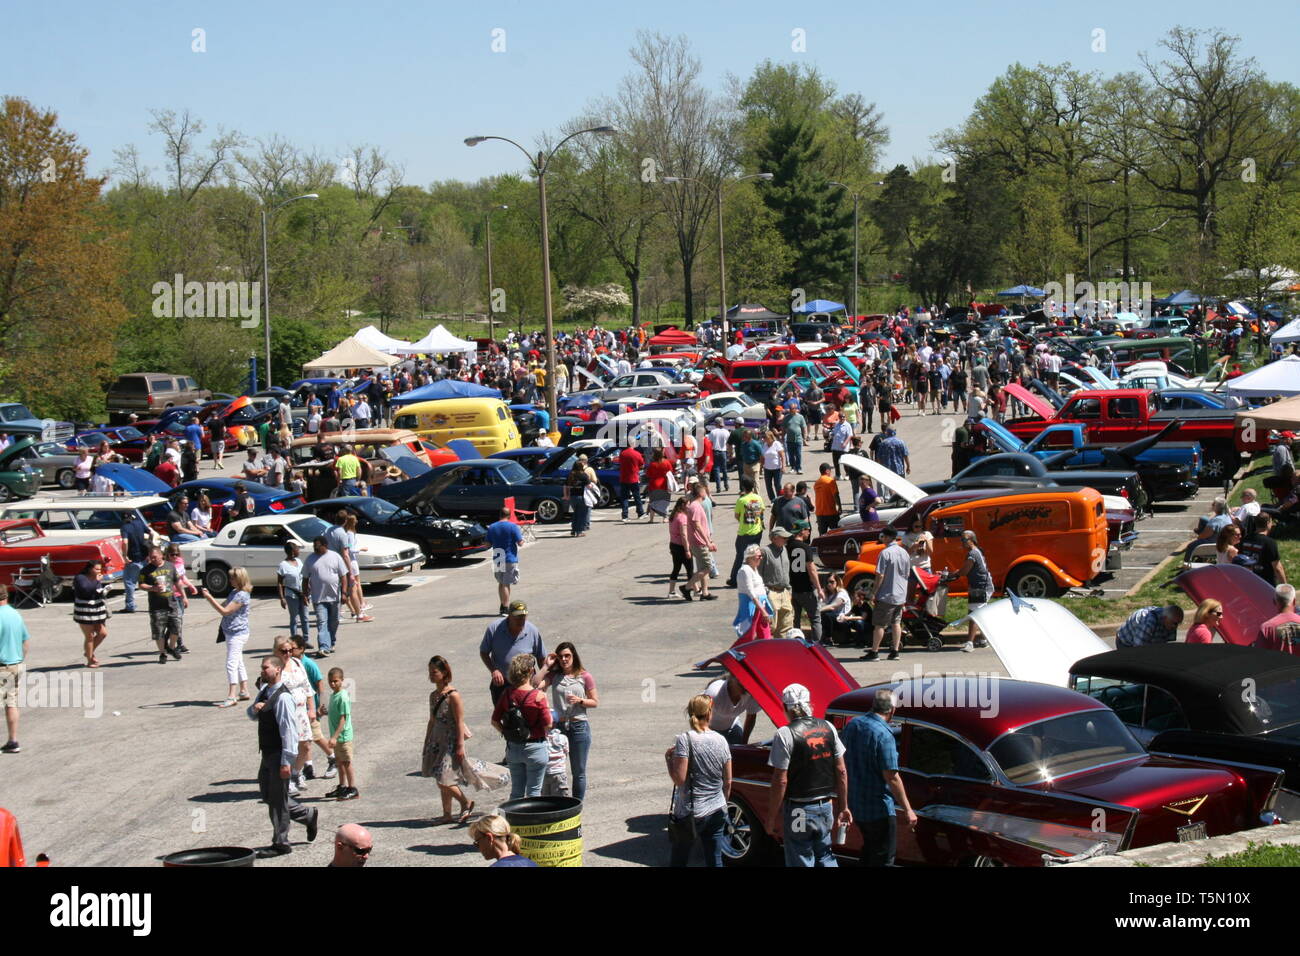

{"left": 1224, "top": 354, "right": 1300, "bottom": 397}
{"left": 1270, "top": 318, "right": 1300, "bottom": 344}
{"left": 353, "top": 324, "right": 412, "bottom": 354}
{"left": 303, "top": 336, "right": 400, "bottom": 374}
{"left": 394, "top": 324, "right": 478, "bottom": 356}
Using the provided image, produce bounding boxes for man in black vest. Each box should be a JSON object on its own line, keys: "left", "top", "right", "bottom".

{"left": 765, "top": 683, "right": 850, "bottom": 867}
{"left": 248, "top": 655, "right": 319, "bottom": 857}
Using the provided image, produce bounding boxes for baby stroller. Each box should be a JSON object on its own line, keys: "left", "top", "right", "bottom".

{"left": 900, "top": 567, "right": 959, "bottom": 652}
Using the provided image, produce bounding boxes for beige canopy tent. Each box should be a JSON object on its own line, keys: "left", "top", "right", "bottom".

{"left": 302, "top": 336, "right": 400, "bottom": 374}
{"left": 1236, "top": 393, "right": 1300, "bottom": 432}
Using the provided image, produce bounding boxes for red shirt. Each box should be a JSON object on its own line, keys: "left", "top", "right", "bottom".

{"left": 696, "top": 436, "right": 714, "bottom": 473}
{"left": 492, "top": 686, "right": 550, "bottom": 741}
{"left": 618, "top": 446, "right": 644, "bottom": 484}
{"left": 154, "top": 460, "right": 179, "bottom": 488}
{"left": 1257, "top": 611, "right": 1300, "bottom": 653}
{"left": 645, "top": 459, "right": 674, "bottom": 491}
{"left": 1184, "top": 623, "right": 1215, "bottom": 644}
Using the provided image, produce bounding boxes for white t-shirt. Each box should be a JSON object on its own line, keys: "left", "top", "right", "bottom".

{"left": 762, "top": 442, "right": 783, "bottom": 470}
{"left": 1235, "top": 501, "right": 1261, "bottom": 523}
{"left": 705, "top": 678, "right": 760, "bottom": 732}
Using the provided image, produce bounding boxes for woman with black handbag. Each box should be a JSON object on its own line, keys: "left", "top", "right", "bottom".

{"left": 665, "top": 694, "right": 731, "bottom": 866}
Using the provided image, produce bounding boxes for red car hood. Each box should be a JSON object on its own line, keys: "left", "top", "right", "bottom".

{"left": 1003, "top": 383, "right": 1056, "bottom": 420}
{"left": 1177, "top": 565, "right": 1276, "bottom": 646}
{"left": 715, "top": 639, "right": 859, "bottom": 727}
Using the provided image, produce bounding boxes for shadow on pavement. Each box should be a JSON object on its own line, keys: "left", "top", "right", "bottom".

{"left": 209, "top": 779, "right": 257, "bottom": 786}
{"left": 407, "top": 843, "right": 475, "bottom": 857}
{"left": 585, "top": 814, "right": 668, "bottom": 866}
{"left": 189, "top": 790, "right": 260, "bottom": 803}
{"left": 359, "top": 818, "right": 436, "bottom": 829}
{"left": 140, "top": 700, "right": 226, "bottom": 709}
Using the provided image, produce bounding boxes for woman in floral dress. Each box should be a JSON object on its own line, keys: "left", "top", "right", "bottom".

{"left": 422, "top": 655, "right": 509, "bottom": 823}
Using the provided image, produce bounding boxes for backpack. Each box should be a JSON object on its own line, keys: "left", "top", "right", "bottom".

{"left": 501, "top": 688, "right": 535, "bottom": 744}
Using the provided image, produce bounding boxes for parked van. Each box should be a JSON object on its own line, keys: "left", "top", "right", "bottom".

{"left": 106, "top": 373, "right": 211, "bottom": 424}
{"left": 391, "top": 399, "right": 520, "bottom": 456}
{"left": 842, "top": 488, "right": 1110, "bottom": 600}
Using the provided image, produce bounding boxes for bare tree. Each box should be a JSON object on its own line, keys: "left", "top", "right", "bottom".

{"left": 229, "top": 135, "right": 302, "bottom": 203}
{"left": 111, "top": 144, "right": 151, "bottom": 190}
{"left": 342, "top": 143, "right": 405, "bottom": 236}
{"left": 147, "top": 108, "right": 243, "bottom": 201}
{"left": 620, "top": 31, "right": 734, "bottom": 327}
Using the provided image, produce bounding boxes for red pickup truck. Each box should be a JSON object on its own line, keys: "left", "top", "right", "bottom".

{"left": 1000, "top": 385, "right": 1265, "bottom": 482}
{"left": 0, "top": 518, "right": 126, "bottom": 591}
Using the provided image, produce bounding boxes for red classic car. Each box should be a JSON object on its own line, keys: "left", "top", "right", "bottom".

{"left": 0, "top": 518, "right": 126, "bottom": 591}
{"left": 718, "top": 639, "right": 1284, "bottom": 866}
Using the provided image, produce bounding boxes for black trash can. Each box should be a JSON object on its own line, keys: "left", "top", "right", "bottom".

{"left": 162, "top": 846, "right": 256, "bottom": 867}
{"left": 498, "top": 797, "right": 583, "bottom": 867}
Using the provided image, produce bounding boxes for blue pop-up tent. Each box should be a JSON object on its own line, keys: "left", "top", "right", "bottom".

{"left": 792, "top": 299, "right": 846, "bottom": 314}
{"left": 390, "top": 380, "right": 502, "bottom": 407}
{"left": 997, "top": 285, "right": 1046, "bottom": 297}
{"left": 1154, "top": 289, "right": 1201, "bottom": 307}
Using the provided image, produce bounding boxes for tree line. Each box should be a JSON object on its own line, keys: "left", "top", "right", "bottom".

{"left": 1, "top": 26, "right": 1297, "bottom": 419}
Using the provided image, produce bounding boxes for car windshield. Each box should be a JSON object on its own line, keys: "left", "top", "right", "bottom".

{"left": 288, "top": 516, "right": 332, "bottom": 541}
{"left": 496, "top": 461, "right": 531, "bottom": 484}
{"left": 989, "top": 709, "right": 1144, "bottom": 784}
{"left": 0, "top": 405, "right": 34, "bottom": 422}
{"left": 353, "top": 497, "right": 398, "bottom": 520}
{"left": 115, "top": 427, "right": 144, "bottom": 441}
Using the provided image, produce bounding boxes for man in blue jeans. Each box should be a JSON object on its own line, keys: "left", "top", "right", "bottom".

{"left": 840, "top": 688, "right": 917, "bottom": 865}
{"left": 303, "top": 536, "right": 348, "bottom": 657}
{"left": 766, "top": 683, "right": 851, "bottom": 867}
{"left": 616, "top": 445, "right": 645, "bottom": 522}
{"left": 119, "top": 511, "right": 150, "bottom": 612}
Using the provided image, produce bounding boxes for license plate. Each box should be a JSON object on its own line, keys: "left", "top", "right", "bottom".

{"left": 1176, "top": 821, "right": 1208, "bottom": 843}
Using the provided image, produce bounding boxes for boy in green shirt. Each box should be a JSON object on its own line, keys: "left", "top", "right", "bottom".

{"left": 325, "top": 667, "right": 357, "bottom": 800}
{"left": 728, "top": 477, "right": 766, "bottom": 587}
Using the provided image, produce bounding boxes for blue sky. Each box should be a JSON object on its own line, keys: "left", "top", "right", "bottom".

{"left": 4, "top": 0, "right": 1298, "bottom": 188}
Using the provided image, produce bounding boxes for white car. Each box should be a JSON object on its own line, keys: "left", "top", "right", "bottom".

{"left": 180, "top": 513, "right": 422, "bottom": 595}
{"left": 697, "top": 391, "right": 765, "bottom": 422}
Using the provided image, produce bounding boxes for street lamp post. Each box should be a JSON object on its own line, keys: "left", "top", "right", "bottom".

{"left": 662, "top": 172, "right": 773, "bottom": 347}
{"left": 260, "top": 192, "right": 318, "bottom": 389}
{"left": 465, "top": 127, "right": 617, "bottom": 425}
{"left": 828, "top": 182, "right": 859, "bottom": 321}
{"left": 484, "top": 204, "right": 508, "bottom": 343}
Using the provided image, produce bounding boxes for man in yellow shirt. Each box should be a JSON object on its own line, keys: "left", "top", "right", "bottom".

{"left": 334, "top": 446, "right": 363, "bottom": 496}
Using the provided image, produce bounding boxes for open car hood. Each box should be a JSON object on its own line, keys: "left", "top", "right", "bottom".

{"left": 95, "top": 463, "right": 171, "bottom": 493}
{"left": 977, "top": 418, "right": 1025, "bottom": 454}
{"left": 0, "top": 438, "right": 38, "bottom": 469}
{"left": 1114, "top": 419, "right": 1181, "bottom": 461}
{"left": 444, "top": 439, "right": 479, "bottom": 461}
{"left": 713, "top": 639, "right": 859, "bottom": 727}
{"left": 964, "top": 595, "right": 1108, "bottom": 687}
{"left": 1176, "top": 565, "right": 1276, "bottom": 647}
{"left": 397, "top": 462, "right": 466, "bottom": 514}
{"left": 1003, "top": 383, "right": 1056, "bottom": 420}
{"left": 837, "top": 453, "right": 925, "bottom": 505}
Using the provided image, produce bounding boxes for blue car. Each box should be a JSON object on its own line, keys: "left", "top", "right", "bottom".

{"left": 492, "top": 443, "right": 622, "bottom": 508}
{"left": 373, "top": 457, "right": 571, "bottom": 523}
{"left": 94, "top": 464, "right": 305, "bottom": 531}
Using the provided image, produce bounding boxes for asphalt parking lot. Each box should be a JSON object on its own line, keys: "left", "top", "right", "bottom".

{"left": 2, "top": 409, "right": 1213, "bottom": 866}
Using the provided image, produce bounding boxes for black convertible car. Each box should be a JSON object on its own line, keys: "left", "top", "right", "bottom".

{"left": 1070, "top": 644, "right": 1300, "bottom": 820}
{"left": 373, "top": 458, "right": 571, "bottom": 523}
{"left": 918, "top": 452, "right": 1147, "bottom": 512}
{"left": 285, "top": 495, "right": 489, "bottom": 563}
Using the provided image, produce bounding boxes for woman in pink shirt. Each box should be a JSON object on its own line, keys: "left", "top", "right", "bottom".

{"left": 1185, "top": 599, "right": 1223, "bottom": 644}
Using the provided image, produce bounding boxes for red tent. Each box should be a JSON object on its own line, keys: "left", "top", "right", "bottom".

{"left": 647, "top": 328, "right": 698, "bottom": 348}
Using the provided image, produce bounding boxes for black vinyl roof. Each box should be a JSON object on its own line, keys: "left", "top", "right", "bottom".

{"left": 1072, "top": 644, "right": 1300, "bottom": 735}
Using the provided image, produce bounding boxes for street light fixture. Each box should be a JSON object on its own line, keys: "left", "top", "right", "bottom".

{"left": 260, "top": 192, "right": 319, "bottom": 389}
{"left": 661, "top": 172, "right": 773, "bottom": 345}
{"left": 464, "top": 127, "right": 617, "bottom": 423}
{"left": 484, "top": 203, "right": 508, "bottom": 343}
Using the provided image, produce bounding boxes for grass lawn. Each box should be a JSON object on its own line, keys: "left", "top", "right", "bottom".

{"left": 1231, "top": 453, "right": 1300, "bottom": 570}
{"left": 1203, "top": 842, "right": 1300, "bottom": 866}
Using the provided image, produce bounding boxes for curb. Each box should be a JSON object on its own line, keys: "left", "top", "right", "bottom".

{"left": 1063, "top": 823, "right": 1300, "bottom": 867}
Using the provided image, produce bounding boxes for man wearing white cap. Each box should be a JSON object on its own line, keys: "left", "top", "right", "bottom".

{"left": 765, "top": 683, "right": 851, "bottom": 867}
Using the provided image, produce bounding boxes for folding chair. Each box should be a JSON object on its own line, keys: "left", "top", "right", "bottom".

{"left": 1182, "top": 540, "right": 1219, "bottom": 568}
{"left": 504, "top": 496, "right": 537, "bottom": 543}
{"left": 9, "top": 556, "right": 63, "bottom": 609}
